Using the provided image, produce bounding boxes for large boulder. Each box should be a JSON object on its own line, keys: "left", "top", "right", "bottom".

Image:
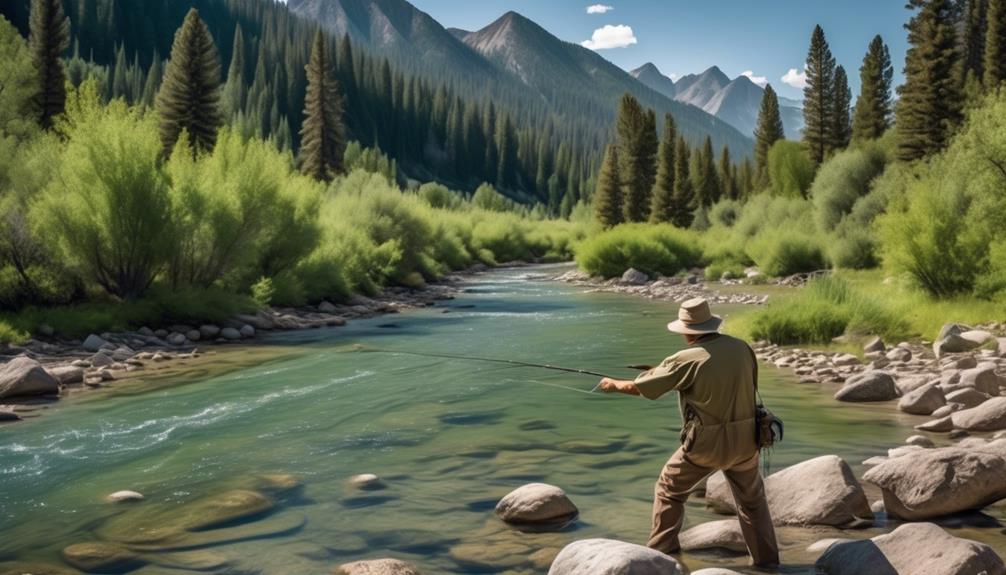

{"left": 862, "top": 447, "right": 1006, "bottom": 520}
{"left": 933, "top": 323, "right": 979, "bottom": 357}
{"left": 496, "top": 483, "right": 578, "bottom": 527}
{"left": 61, "top": 542, "right": 145, "bottom": 573}
{"left": 897, "top": 384, "right": 945, "bottom": 415}
{"left": 951, "top": 397, "right": 1006, "bottom": 431}
{"left": 48, "top": 365, "right": 84, "bottom": 385}
{"left": 958, "top": 364, "right": 1001, "bottom": 396}
{"left": 945, "top": 388, "right": 991, "bottom": 409}
{"left": 814, "top": 522, "right": 1005, "bottom": 575}
{"left": 82, "top": 333, "right": 108, "bottom": 352}
{"left": 620, "top": 268, "right": 650, "bottom": 286}
{"left": 834, "top": 371, "right": 898, "bottom": 402}
{"left": 679, "top": 519, "right": 746, "bottom": 553}
{"left": 334, "top": 559, "right": 422, "bottom": 575}
{"left": 547, "top": 539, "right": 684, "bottom": 575}
{"left": 705, "top": 455, "right": 872, "bottom": 526}
{"left": 0, "top": 357, "right": 60, "bottom": 399}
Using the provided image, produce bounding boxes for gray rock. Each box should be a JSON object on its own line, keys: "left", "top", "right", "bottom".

{"left": 915, "top": 416, "right": 954, "bottom": 432}
{"left": 706, "top": 455, "right": 872, "bottom": 526}
{"left": 137, "top": 327, "right": 154, "bottom": 337}
{"left": 895, "top": 375, "right": 933, "bottom": 394}
{"left": 90, "top": 352, "right": 114, "bottom": 367}
{"left": 199, "top": 325, "right": 221, "bottom": 339}
{"left": 863, "top": 447, "right": 1006, "bottom": 520}
{"left": 620, "top": 268, "right": 650, "bottom": 286}
{"left": 898, "top": 384, "right": 945, "bottom": 415}
{"left": 0, "top": 410, "right": 21, "bottom": 422}
{"left": 185, "top": 330, "right": 201, "bottom": 342}
{"left": 934, "top": 323, "right": 977, "bottom": 357}
{"left": 961, "top": 330, "right": 996, "bottom": 347}
{"left": 863, "top": 337, "right": 885, "bottom": 353}
{"left": 833, "top": 353, "right": 860, "bottom": 367}
{"left": 62, "top": 542, "right": 144, "bottom": 573}
{"left": 48, "top": 365, "right": 84, "bottom": 385}
{"left": 105, "top": 490, "right": 144, "bottom": 503}
{"left": 109, "top": 347, "right": 133, "bottom": 362}
{"left": 807, "top": 538, "right": 851, "bottom": 554}
{"left": 82, "top": 334, "right": 108, "bottom": 352}
{"left": 905, "top": 435, "right": 935, "bottom": 448}
{"left": 951, "top": 397, "right": 1006, "bottom": 431}
{"left": 814, "top": 522, "right": 1005, "bottom": 575}
{"left": 679, "top": 519, "right": 746, "bottom": 553}
{"left": 166, "top": 332, "right": 187, "bottom": 346}
{"left": 234, "top": 313, "right": 275, "bottom": 331}
{"left": 835, "top": 371, "right": 898, "bottom": 402}
{"left": 932, "top": 404, "right": 960, "bottom": 417}
{"left": 886, "top": 347, "right": 912, "bottom": 362}
{"left": 496, "top": 483, "right": 578, "bottom": 526}
{"left": 945, "top": 388, "right": 991, "bottom": 409}
{"left": 959, "top": 365, "right": 1000, "bottom": 396}
{"left": 334, "top": 559, "right": 422, "bottom": 575}
{"left": 220, "top": 328, "right": 241, "bottom": 341}
{"left": 547, "top": 539, "right": 684, "bottom": 575}
{"left": 239, "top": 324, "right": 255, "bottom": 338}
{"left": 318, "top": 301, "right": 338, "bottom": 313}
{"left": 0, "top": 357, "right": 60, "bottom": 399}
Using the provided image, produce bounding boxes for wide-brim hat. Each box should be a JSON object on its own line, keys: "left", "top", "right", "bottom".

{"left": 667, "top": 297, "right": 723, "bottom": 335}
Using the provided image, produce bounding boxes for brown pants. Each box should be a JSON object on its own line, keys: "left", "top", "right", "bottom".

{"left": 648, "top": 447, "right": 779, "bottom": 567}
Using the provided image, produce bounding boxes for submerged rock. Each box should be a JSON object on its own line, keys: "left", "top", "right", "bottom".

{"left": 495, "top": 483, "right": 578, "bottom": 527}
{"left": 0, "top": 561, "right": 78, "bottom": 575}
{"left": 814, "top": 522, "right": 1005, "bottom": 575}
{"left": 349, "top": 473, "right": 383, "bottom": 490}
{"left": 547, "top": 538, "right": 684, "bottom": 575}
{"left": 61, "top": 542, "right": 144, "bottom": 573}
{"left": 334, "top": 558, "right": 422, "bottom": 575}
{"left": 705, "top": 455, "right": 872, "bottom": 527}
{"left": 863, "top": 447, "right": 1006, "bottom": 520}
{"left": 0, "top": 357, "right": 60, "bottom": 399}
{"left": 105, "top": 490, "right": 144, "bottom": 503}
{"left": 679, "top": 519, "right": 747, "bottom": 553}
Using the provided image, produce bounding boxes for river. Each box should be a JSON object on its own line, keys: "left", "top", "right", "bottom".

{"left": 1, "top": 265, "right": 1003, "bottom": 574}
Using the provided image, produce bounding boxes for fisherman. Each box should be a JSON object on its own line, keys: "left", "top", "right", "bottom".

{"left": 598, "top": 297, "right": 780, "bottom": 568}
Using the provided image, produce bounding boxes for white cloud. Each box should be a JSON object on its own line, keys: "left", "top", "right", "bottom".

{"left": 668, "top": 73, "right": 680, "bottom": 81}
{"left": 586, "top": 4, "right": 614, "bottom": 14}
{"left": 781, "top": 67, "right": 808, "bottom": 89}
{"left": 741, "top": 70, "right": 768, "bottom": 87}
{"left": 581, "top": 24, "right": 637, "bottom": 50}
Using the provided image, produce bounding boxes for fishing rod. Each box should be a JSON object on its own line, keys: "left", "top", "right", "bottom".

{"left": 343, "top": 344, "right": 618, "bottom": 393}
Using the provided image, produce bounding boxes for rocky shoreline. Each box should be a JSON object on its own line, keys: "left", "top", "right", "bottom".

{"left": 552, "top": 268, "right": 771, "bottom": 306}
{"left": 0, "top": 280, "right": 462, "bottom": 424}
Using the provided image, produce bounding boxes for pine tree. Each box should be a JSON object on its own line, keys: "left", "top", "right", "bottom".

{"left": 737, "top": 157, "right": 755, "bottom": 199}
{"left": 299, "top": 30, "right": 345, "bottom": 182}
{"left": 754, "top": 83, "right": 785, "bottom": 189}
{"left": 111, "top": 44, "right": 128, "bottom": 101}
{"left": 717, "top": 145, "right": 736, "bottom": 200}
{"left": 616, "top": 93, "right": 658, "bottom": 222}
{"left": 985, "top": 0, "right": 1006, "bottom": 88}
{"left": 831, "top": 65, "right": 852, "bottom": 149}
{"left": 594, "top": 144, "right": 624, "bottom": 228}
{"left": 669, "top": 137, "right": 694, "bottom": 228}
{"left": 496, "top": 113, "right": 517, "bottom": 190}
{"left": 156, "top": 8, "right": 223, "bottom": 156}
{"left": 141, "top": 51, "right": 162, "bottom": 108}
{"left": 222, "top": 24, "right": 246, "bottom": 119}
{"left": 962, "top": 0, "right": 989, "bottom": 85}
{"left": 649, "top": 114, "right": 677, "bottom": 224}
{"left": 897, "top": 0, "right": 962, "bottom": 162}
{"left": 29, "top": 0, "right": 70, "bottom": 128}
{"left": 694, "top": 135, "right": 720, "bottom": 207}
{"left": 852, "top": 35, "right": 894, "bottom": 141}
{"left": 803, "top": 25, "right": 836, "bottom": 166}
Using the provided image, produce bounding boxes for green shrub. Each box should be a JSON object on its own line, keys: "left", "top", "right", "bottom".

{"left": 251, "top": 277, "right": 275, "bottom": 307}
{"left": 749, "top": 233, "right": 826, "bottom": 277}
{"left": 709, "top": 199, "right": 743, "bottom": 228}
{"left": 812, "top": 143, "right": 888, "bottom": 231}
{"left": 751, "top": 299, "right": 850, "bottom": 344}
{"left": 0, "top": 319, "right": 28, "bottom": 344}
{"left": 767, "top": 140, "right": 814, "bottom": 198}
{"left": 575, "top": 223, "right": 702, "bottom": 278}
{"left": 830, "top": 228, "right": 878, "bottom": 269}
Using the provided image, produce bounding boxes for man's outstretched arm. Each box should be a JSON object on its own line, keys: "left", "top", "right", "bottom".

{"left": 598, "top": 377, "right": 641, "bottom": 396}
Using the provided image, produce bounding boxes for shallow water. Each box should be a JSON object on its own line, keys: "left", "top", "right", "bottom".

{"left": 1, "top": 266, "right": 1003, "bottom": 574}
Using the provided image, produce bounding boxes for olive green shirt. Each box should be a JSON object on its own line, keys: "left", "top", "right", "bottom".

{"left": 633, "top": 333, "right": 759, "bottom": 465}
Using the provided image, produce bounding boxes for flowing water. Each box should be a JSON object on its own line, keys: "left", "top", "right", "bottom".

{"left": 1, "top": 266, "right": 1004, "bottom": 574}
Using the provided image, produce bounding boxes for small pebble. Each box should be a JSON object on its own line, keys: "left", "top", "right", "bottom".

{"left": 105, "top": 490, "right": 144, "bottom": 503}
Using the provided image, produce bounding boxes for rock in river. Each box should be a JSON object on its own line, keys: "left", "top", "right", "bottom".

{"left": 706, "top": 455, "right": 872, "bottom": 527}
{"left": 951, "top": 397, "right": 1006, "bottom": 431}
{"left": 897, "top": 383, "right": 945, "bottom": 415}
{"left": 62, "top": 542, "right": 145, "bottom": 573}
{"left": 834, "top": 371, "right": 898, "bottom": 402}
{"left": 495, "top": 483, "right": 578, "bottom": 527}
{"left": 548, "top": 539, "right": 684, "bottom": 575}
{"left": 620, "top": 268, "right": 649, "bottom": 286}
{"left": 334, "top": 558, "right": 422, "bottom": 575}
{"left": 105, "top": 490, "right": 144, "bottom": 503}
{"left": 679, "top": 519, "right": 747, "bottom": 553}
{"left": 0, "top": 357, "right": 59, "bottom": 399}
{"left": 862, "top": 447, "right": 1006, "bottom": 520}
{"left": 48, "top": 365, "right": 84, "bottom": 385}
{"left": 814, "top": 522, "right": 1005, "bottom": 575}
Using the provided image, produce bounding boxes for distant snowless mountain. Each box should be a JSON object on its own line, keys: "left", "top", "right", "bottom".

{"left": 631, "top": 62, "right": 804, "bottom": 140}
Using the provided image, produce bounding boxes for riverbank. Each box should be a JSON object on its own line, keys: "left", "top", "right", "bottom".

{"left": 0, "top": 276, "right": 464, "bottom": 423}
{"left": 552, "top": 267, "right": 772, "bottom": 306}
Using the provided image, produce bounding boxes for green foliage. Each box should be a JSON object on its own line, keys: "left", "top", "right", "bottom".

{"left": 852, "top": 35, "right": 894, "bottom": 141}
{"left": 749, "top": 233, "right": 827, "bottom": 277}
{"left": 299, "top": 30, "right": 345, "bottom": 182}
{"left": 811, "top": 142, "right": 888, "bottom": 231}
{"left": 575, "top": 223, "right": 702, "bottom": 279}
{"left": 594, "top": 144, "right": 623, "bottom": 228}
{"left": 0, "top": 15, "right": 39, "bottom": 139}
{"left": 984, "top": 0, "right": 1005, "bottom": 89}
{"left": 156, "top": 8, "right": 222, "bottom": 156}
{"left": 344, "top": 142, "right": 395, "bottom": 183}
{"left": 472, "top": 182, "right": 519, "bottom": 212}
{"left": 766, "top": 140, "right": 814, "bottom": 197}
{"left": 754, "top": 84, "right": 784, "bottom": 185}
{"left": 0, "top": 319, "right": 28, "bottom": 344}
{"left": 417, "top": 182, "right": 463, "bottom": 210}
{"left": 251, "top": 277, "right": 274, "bottom": 307}
{"left": 803, "top": 24, "right": 837, "bottom": 166}
{"left": 616, "top": 94, "right": 657, "bottom": 222}
{"left": 831, "top": 65, "right": 852, "bottom": 149}
{"left": 649, "top": 113, "right": 676, "bottom": 224}
{"left": 28, "top": 0, "right": 69, "bottom": 128}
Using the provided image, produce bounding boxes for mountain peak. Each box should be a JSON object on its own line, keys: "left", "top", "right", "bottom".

{"left": 631, "top": 62, "right": 676, "bottom": 99}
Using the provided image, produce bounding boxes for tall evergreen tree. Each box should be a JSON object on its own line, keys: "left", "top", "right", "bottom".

{"left": 594, "top": 144, "right": 623, "bottom": 228}
{"left": 737, "top": 157, "right": 755, "bottom": 199}
{"left": 156, "top": 8, "right": 223, "bottom": 156}
{"left": 831, "top": 65, "right": 852, "bottom": 149}
{"left": 803, "top": 25, "right": 836, "bottom": 166}
{"left": 962, "top": 0, "right": 989, "bottom": 85}
{"left": 669, "top": 137, "right": 694, "bottom": 228}
{"left": 754, "top": 83, "right": 785, "bottom": 188}
{"left": 649, "top": 114, "right": 677, "bottom": 224}
{"left": 616, "top": 93, "right": 657, "bottom": 222}
{"left": 717, "top": 145, "right": 736, "bottom": 200}
{"left": 29, "top": 0, "right": 69, "bottom": 128}
{"left": 222, "top": 24, "right": 246, "bottom": 119}
{"left": 496, "top": 113, "right": 517, "bottom": 190}
{"left": 985, "top": 0, "right": 1006, "bottom": 88}
{"left": 897, "top": 0, "right": 962, "bottom": 162}
{"left": 852, "top": 35, "right": 894, "bottom": 141}
{"left": 141, "top": 51, "right": 162, "bottom": 108}
{"left": 694, "top": 135, "right": 720, "bottom": 207}
{"left": 299, "top": 30, "right": 345, "bottom": 182}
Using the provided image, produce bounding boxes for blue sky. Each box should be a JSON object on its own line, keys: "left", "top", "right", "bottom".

{"left": 408, "top": 0, "right": 912, "bottom": 101}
